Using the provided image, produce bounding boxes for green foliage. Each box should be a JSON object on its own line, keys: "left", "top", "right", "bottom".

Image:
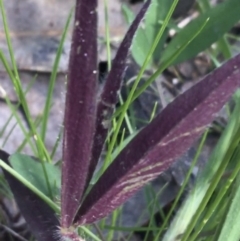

{"left": 218, "top": 175, "right": 240, "bottom": 241}
{"left": 161, "top": 0, "right": 240, "bottom": 64}
{"left": 122, "top": 0, "right": 174, "bottom": 67}
{"left": 123, "top": 0, "right": 240, "bottom": 67}
{"left": 163, "top": 90, "right": 240, "bottom": 241}
{"left": 9, "top": 153, "right": 61, "bottom": 199}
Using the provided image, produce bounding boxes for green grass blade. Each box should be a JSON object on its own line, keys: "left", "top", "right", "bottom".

{"left": 217, "top": 168, "right": 240, "bottom": 241}
{"left": 0, "top": 0, "right": 50, "bottom": 161}
{"left": 103, "top": 0, "right": 179, "bottom": 171}
{"left": 16, "top": 116, "right": 42, "bottom": 153}
{"left": 50, "top": 125, "right": 63, "bottom": 159}
{"left": 217, "top": 36, "right": 232, "bottom": 60}
{"left": 113, "top": 17, "right": 209, "bottom": 119}
{"left": 162, "top": 90, "right": 240, "bottom": 241}
{"left": 0, "top": 85, "right": 37, "bottom": 154}
{"left": 119, "top": 94, "right": 133, "bottom": 134}
{"left": 0, "top": 85, "right": 53, "bottom": 198}
{"left": 0, "top": 75, "right": 38, "bottom": 151}
{"left": 0, "top": 0, "right": 54, "bottom": 201}
{"left": 154, "top": 130, "right": 208, "bottom": 241}
{"left": 0, "top": 0, "right": 19, "bottom": 82}
{"left": 41, "top": 9, "right": 73, "bottom": 142}
{"left": 1, "top": 122, "right": 18, "bottom": 148}
{"left": 189, "top": 144, "right": 240, "bottom": 241}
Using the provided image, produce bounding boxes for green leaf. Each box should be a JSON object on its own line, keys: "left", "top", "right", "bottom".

{"left": 161, "top": 0, "right": 240, "bottom": 65}
{"left": 123, "top": 0, "right": 174, "bottom": 67}
{"left": 132, "top": 25, "right": 152, "bottom": 67}
{"left": 9, "top": 153, "right": 61, "bottom": 199}
{"left": 145, "top": 0, "right": 174, "bottom": 64}
{"left": 122, "top": 4, "right": 152, "bottom": 67}
{"left": 121, "top": 4, "right": 135, "bottom": 24}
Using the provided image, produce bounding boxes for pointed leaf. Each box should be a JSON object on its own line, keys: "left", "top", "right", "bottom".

{"left": 0, "top": 150, "right": 59, "bottom": 241}
{"left": 86, "top": 0, "right": 152, "bottom": 189}
{"left": 161, "top": 0, "right": 240, "bottom": 65}
{"left": 162, "top": 90, "right": 240, "bottom": 241}
{"left": 61, "top": 0, "right": 98, "bottom": 228}
{"left": 74, "top": 53, "right": 240, "bottom": 225}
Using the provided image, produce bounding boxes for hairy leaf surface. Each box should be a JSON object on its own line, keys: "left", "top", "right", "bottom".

{"left": 74, "top": 53, "right": 240, "bottom": 225}
{"left": 86, "top": 0, "right": 152, "bottom": 189}
{"left": 61, "top": 0, "right": 98, "bottom": 228}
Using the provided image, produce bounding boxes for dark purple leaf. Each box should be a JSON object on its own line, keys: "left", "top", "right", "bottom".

{"left": 61, "top": 0, "right": 98, "bottom": 228}
{"left": 85, "top": 0, "right": 152, "bottom": 188}
{"left": 0, "top": 150, "right": 59, "bottom": 241}
{"left": 74, "top": 53, "right": 240, "bottom": 225}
